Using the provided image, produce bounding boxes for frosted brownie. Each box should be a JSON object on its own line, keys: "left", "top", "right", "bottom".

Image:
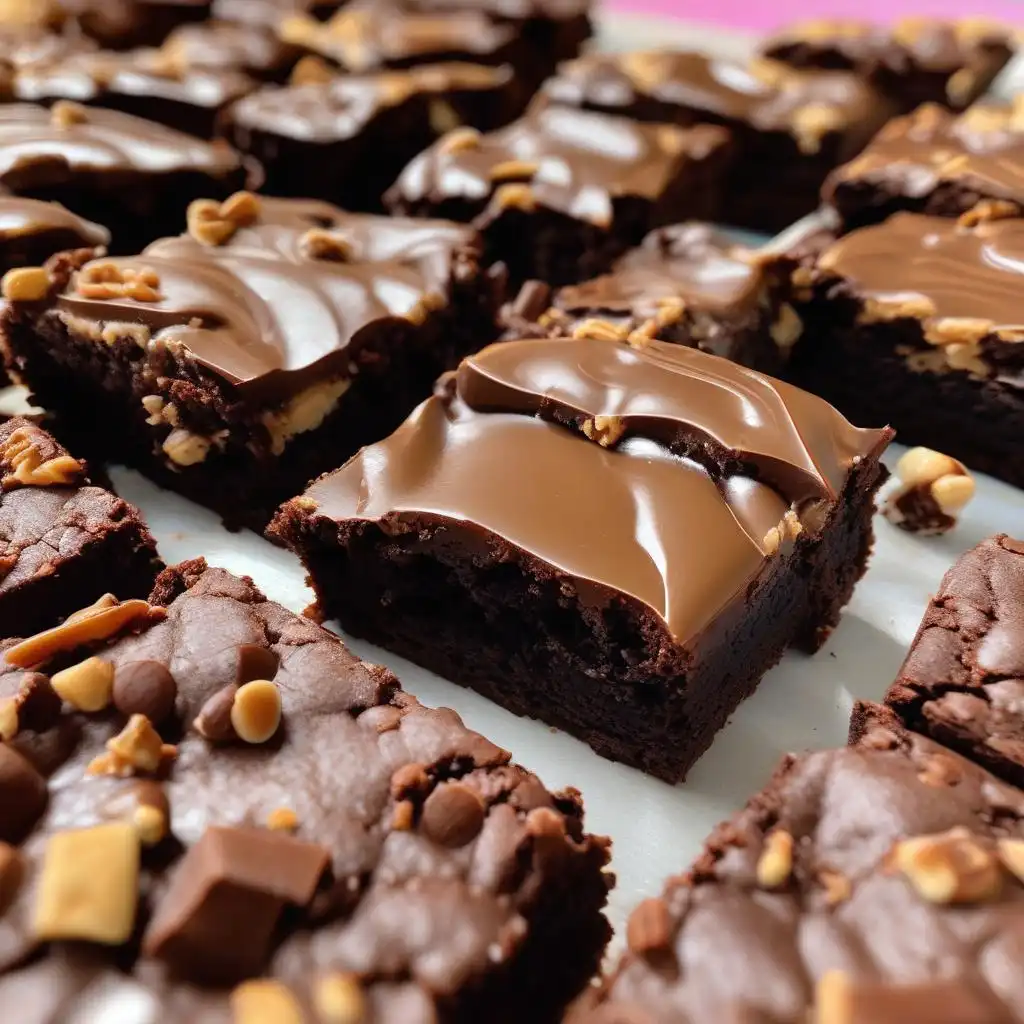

{"left": 787, "top": 210, "right": 1024, "bottom": 489}
{"left": 568, "top": 714, "right": 1024, "bottom": 1022}
{"left": 0, "top": 196, "right": 109, "bottom": 276}
{"left": 541, "top": 50, "right": 892, "bottom": 232}
{"left": 0, "top": 417, "right": 160, "bottom": 639}
{"left": 270, "top": 337, "right": 891, "bottom": 782}
{"left": 0, "top": 559, "right": 611, "bottom": 1022}
{"left": 1, "top": 194, "right": 503, "bottom": 530}
{"left": 386, "top": 104, "right": 731, "bottom": 287}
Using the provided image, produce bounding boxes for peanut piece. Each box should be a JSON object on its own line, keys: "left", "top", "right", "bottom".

{"left": 581, "top": 415, "right": 625, "bottom": 448}
{"left": 893, "top": 827, "right": 1002, "bottom": 904}
{"left": 50, "top": 657, "right": 115, "bottom": 712}
{"left": 315, "top": 973, "right": 366, "bottom": 1023}
{"left": 162, "top": 428, "right": 212, "bottom": 467}
{"left": 439, "top": 126, "right": 481, "bottom": 153}
{"left": 107, "top": 714, "right": 166, "bottom": 773}
{"left": 1, "top": 266, "right": 50, "bottom": 301}
{"left": 756, "top": 829, "right": 794, "bottom": 888}
{"left": 231, "top": 980, "right": 304, "bottom": 1024}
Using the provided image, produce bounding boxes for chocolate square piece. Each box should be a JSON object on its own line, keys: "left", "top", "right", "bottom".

{"left": 0, "top": 559, "right": 611, "bottom": 1021}
{"left": 763, "top": 17, "right": 1014, "bottom": 113}
{"left": 223, "top": 63, "right": 522, "bottom": 211}
{"left": 500, "top": 223, "right": 796, "bottom": 374}
{"left": 0, "top": 102, "right": 250, "bottom": 253}
{"left": 270, "top": 337, "right": 891, "bottom": 782}
{"left": 2, "top": 195, "right": 504, "bottom": 530}
{"left": 540, "top": 50, "right": 892, "bottom": 233}
{"left": 0, "top": 417, "right": 161, "bottom": 639}
{"left": 852, "top": 535, "right": 1024, "bottom": 790}
{"left": 386, "top": 104, "right": 732, "bottom": 287}
{"left": 825, "top": 101, "right": 1024, "bottom": 232}
{"left": 787, "top": 210, "right": 1024, "bottom": 489}
{"left": 569, "top": 718, "right": 1024, "bottom": 1022}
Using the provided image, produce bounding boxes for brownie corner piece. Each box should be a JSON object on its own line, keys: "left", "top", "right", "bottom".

{"left": 385, "top": 104, "right": 732, "bottom": 287}
{"left": 2, "top": 195, "right": 503, "bottom": 530}
{"left": 0, "top": 416, "right": 161, "bottom": 639}
{"left": 867, "top": 534, "right": 1024, "bottom": 789}
{"left": 0, "top": 559, "right": 611, "bottom": 1021}
{"left": 271, "top": 337, "right": 891, "bottom": 782}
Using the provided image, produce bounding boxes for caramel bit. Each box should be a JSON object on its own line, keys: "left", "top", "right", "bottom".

{"left": 230, "top": 680, "right": 282, "bottom": 744}
{"left": 52, "top": 657, "right": 115, "bottom": 713}
{"left": 0, "top": 427, "right": 85, "bottom": 489}
{"left": 50, "top": 99, "right": 88, "bottom": 129}
{"left": 77, "top": 262, "right": 162, "bottom": 302}
{"left": 1, "top": 266, "right": 50, "bottom": 302}
{"left": 493, "top": 182, "right": 536, "bottom": 212}
{"left": 488, "top": 159, "right": 539, "bottom": 182}
{"left": 581, "top": 415, "right": 626, "bottom": 448}
{"left": 439, "top": 125, "right": 481, "bottom": 154}
{"left": 301, "top": 227, "right": 354, "bottom": 263}
{"left": 756, "top": 829, "right": 794, "bottom": 888}
{"left": 892, "top": 827, "right": 1002, "bottom": 904}
{"left": 819, "top": 868, "right": 852, "bottom": 906}
{"left": 267, "top": 807, "right": 299, "bottom": 832}
{"left": 763, "top": 508, "right": 804, "bottom": 556}
{"left": 33, "top": 823, "right": 140, "bottom": 945}
{"left": 997, "top": 838, "right": 1024, "bottom": 883}
{"left": 187, "top": 191, "right": 261, "bottom": 247}
{"left": 957, "top": 198, "right": 1020, "bottom": 227}
{"left": 231, "top": 979, "right": 305, "bottom": 1024}
{"left": 4, "top": 597, "right": 161, "bottom": 669}
{"left": 314, "top": 973, "right": 366, "bottom": 1024}
{"left": 625, "top": 897, "right": 672, "bottom": 957}
{"left": 883, "top": 446, "right": 975, "bottom": 534}
{"left": 571, "top": 318, "right": 627, "bottom": 342}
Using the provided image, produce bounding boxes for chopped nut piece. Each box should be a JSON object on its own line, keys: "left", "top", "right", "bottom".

{"left": 107, "top": 714, "right": 166, "bottom": 773}
{"left": 625, "top": 897, "right": 672, "bottom": 956}
{"left": 957, "top": 199, "right": 1020, "bottom": 227}
{"left": 0, "top": 426, "right": 85, "bottom": 489}
{"left": 571, "top": 318, "right": 626, "bottom": 342}
{"left": 1, "top": 266, "right": 50, "bottom": 302}
{"left": 791, "top": 102, "right": 844, "bottom": 155}
{"left": 315, "top": 973, "right": 366, "bottom": 1023}
{"left": 65, "top": 593, "right": 118, "bottom": 625}
{"left": 219, "top": 191, "right": 260, "bottom": 227}
{"left": 51, "top": 99, "right": 88, "bottom": 128}
{"left": 931, "top": 473, "right": 975, "bottom": 515}
{"left": 489, "top": 159, "right": 539, "bottom": 181}
{"left": 895, "top": 447, "right": 960, "bottom": 488}
{"left": 770, "top": 303, "right": 803, "bottom": 349}
{"left": 997, "top": 838, "right": 1024, "bottom": 883}
{"left": 883, "top": 447, "right": 975, "bottom": 536}
{"left": 819, "top": 868, "right": 852, "bottom": 906}
{"left": 78, "top": 262, "right": 162, "bottom": 303}
{"left": 231, "top": 979, "right": 304, "bottom": 1024}
{"left": 267, "top": 807, "right": 299, "bottom": 832}
{"left": 893, "top": 827, "right": 1002, "bottom": 904}
{"left": 50, "top": 657, "right": 115, "bottom": 712}
{"left": 493, "top": 183, "right": 536, "bottom": 212}
{"left": 33, "top": 823, "right": 140, "bottom": 945}
{"left": 162, "top": 428, "right": 212, "bottom": 467}
{"left": 440, "top": 126, "right": 481, "bottom": 154}
{"left": 581, "top": 415, "right": 626, "bottom": 448}
{"left": 300, "top": 228, "right": 354, "bottom": 262}
{"left": 762, "top": 526, "right": 782, "bottom": 556}
{"left": 134, "top": 804, "right": 169, "bottom": 846}
{"left": 230, "top": 680, "right": 282, "bottom": 744}
{"left": 0, "top": 698, "right": 17, "bottom": 741}
{"left": 187, "top": 192, "right": 260, "bottom": 247}
{"left": 756, "top": 829, "right": 794, "bottom": 888}
{"left": 86, "top": 751, "right": 132, "bottom": 777}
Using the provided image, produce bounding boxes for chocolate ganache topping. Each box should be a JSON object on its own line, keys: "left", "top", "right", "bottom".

{"left": 55, "top": 196, "right": 480, "bottom": 404}
{"left": 0, "top": 195, "right": 109, "bottom": 247}
{"left": 303, "top": 338, "right": 889, "bottom": 644}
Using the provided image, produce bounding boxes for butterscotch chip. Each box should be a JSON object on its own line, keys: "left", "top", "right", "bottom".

{"left": 893, "top": 827, "right": 1002, "bottom": 904}
{"left": 625, "top": 897, "right": 672, "bottom": 956}
{"left": 230, "top": 680, "right": 282, "bottom": 744}
{"left": 1, "top": 266, "right": 50, "bottom": 301}
{"left": 107, "top": 714, "right": 166, "bottom": 773}
{"left": 231, "top": 979, "right": 304, "bottom": 1024}
{"left": 33, "top": 823, "right": 140, "bottom": 944}
{"left": 50, "top": 657, "right": 115, "bottom": 713}
{"left": 267, "top": 807, "right": 299, "bottom": 832}
{"left": 756, "top": 829, "right": 794, "bottom": 888}
{"left": 315, "top": 972, "right": 366, "bottom": 1023}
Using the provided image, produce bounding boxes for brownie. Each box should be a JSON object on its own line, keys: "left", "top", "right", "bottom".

{"left": 787, "top": 210, "right": 1024, "bottom": 490}
{"left": 0, "top": 23, "right": 98, "bottom": 71}
{"left": 12, "top": 47, "right": 258, "bottom": 139}
{"left": 0, "top": 102, "right": 250, "bottom": 253}
{"left": 0, "top": 417, "right": 161, "bottom": 639}
{"left": 540, "top": 50, "right": 893, "bottom": 233}
{"left": 0, "top": 196, "right": 109, "bottom": 275}
{"left": 2, "top": 194, "right": 504, "bottom": 531}
{"left": 223, "top": 63, "right": 522, "bottom": 211}
{"left": 568, "top": 719, "right": 1024, "bottom": 1022}
{"left": 63, "top": 0, "right": 212, "bottom": 50}
{"left": 0, "top": 559, "right": 612, "bottom": 1022}
{"left": 500, "top": 223, "right": 794, "bottom": 374}
{"left": 269, "top": 337, "right": 891, "bottom": 783}
{"left": 386, "top": 105, "right": 732, "bottom": 288}
{"left": 824, "top": 101, "right": 1024, "bottom": 232}
{"left": 162, "top": 18, "right": 301, "bottom": 81}
{"left": 851, "top": 535, "right": 1024, "bottom": 792}
{"left": 763, "top": 17, "right": 1014, "bottom": 113}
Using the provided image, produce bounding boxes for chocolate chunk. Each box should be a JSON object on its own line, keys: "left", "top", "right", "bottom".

{"left": 420, "top": 781, "right": 487, "bottom": 847}
{"left": 0, "top": 842, "right": 22, "bottom": 914}
{"left": 112, "top": 661, "right": 178, "bottom": 724}
{"left": 0, "top": 743, "right": 47, "bottom": 843}
{"left": 235, "top": 644, "right": 279, "bottom": 685}
{"left": 192, "top": 684, "right": 238, "bottom": 741}
{"left": 509, "top": 279, "right": 552, "bottom": 322}
{"left": 13, "top": 672, "right": 61, "bottom": 732}
{"left": 143, "top": 825, "right": 330, "bottom": 983}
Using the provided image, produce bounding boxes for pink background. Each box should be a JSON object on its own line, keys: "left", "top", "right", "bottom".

{"left": 607, "top": 0, "right": 1024, "bottom": 31}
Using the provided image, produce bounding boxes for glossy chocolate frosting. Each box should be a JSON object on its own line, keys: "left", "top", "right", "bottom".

{"left": 390, "top": 103, "right": 727, "bottom": 225}
{"left": 0, "top": 196, "right": 109, "bottom": 247}
{"left": 302, "top": 338, "right": 888, "bottom": 644}
{"left": 818, "top": 211, "right": 1024, "bottom": 332}
{"left": 55, "top": 197, "right": 479, "bottom": 402}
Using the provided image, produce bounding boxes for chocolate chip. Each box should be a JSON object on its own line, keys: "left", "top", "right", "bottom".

{"left": 193, "top": 684, "right": 238, "bottom": 741}
{"left": 14, "top": 672, "right": 61, "bottom": 732}
{"left": 236, "top": 644, "right": 280, "bottom": 685}
{"left": 112, "top": 661, "right": 178, "bottom": 724}
{"left": 0, "top": 743, "right": 47, "bottom": 843}
{"left": 420, "top": 781, "right": 486, "bottom": 848}
{"left": 511, "top": 279, "right": 553, "bottom": 321}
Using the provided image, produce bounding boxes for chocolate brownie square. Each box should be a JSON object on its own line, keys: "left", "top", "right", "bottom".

{"left": 162, "top": 18, "right": 301, "bottom": 82}
{"left": 64, "top": 0, "right": 212, "bottom": 50}
{"left": 0, "top": 102, "right": 250, "bottom": 253}
{"left": 386, "top": 104, "right": 732, "bottom": 287}
{"left": 0, "top": 196, "right": 109, "bottom": 275}
{"left": 0, "top": 559, "right": 611, "bottom": 1022}
{"left": 0, "top": 417, "right": 160, "bottom": 639}
{"left": 852, "top": 535, "right": 1024, "bottom": 790}
{"left": 763, "top": 17, "right": 1014, "bottom": 113}
{"left": 824, "top": 101, "right": 1024, "bottom": 232}
{"left": 568, "top": 719, "right": 1024, "bottom": 1022}
{"left": 270, "top": 337, "right": 891, "bottom": 782}
{"left": 787, "top": 210, "right": 1024, "bottom": 489}
{"left": 223, "top": 63, "right": 522, "bottom": 211}
{"left": 2, "top": 194, "right": 504, "bottom": 530}
{"left": 540, "top": 50, "right": 892, "bottom": 233}
{"left": 500, "top": 223, "right": 795, "bottom": 374}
